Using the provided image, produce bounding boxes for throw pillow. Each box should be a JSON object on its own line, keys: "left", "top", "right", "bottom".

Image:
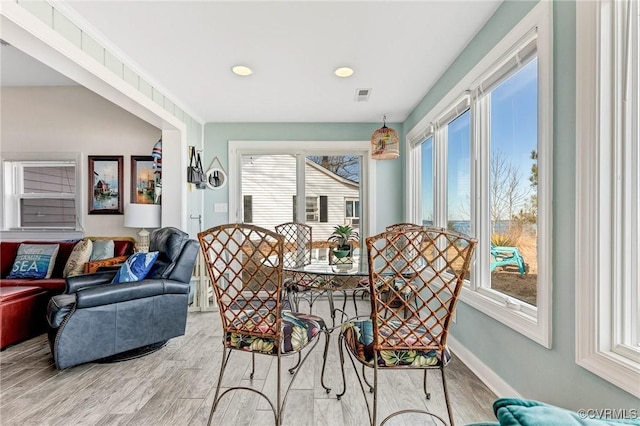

{"left": 112, "top": 251, "right": 159, "bottom": 283}
{"left": 63, "top": 239, "right": 93, "bottom": 278}
{"left": 7, "top": 244, "right": 60, "bottom": 279}
{"left": 90, "top": 240, "right": 115, "bottom": 261}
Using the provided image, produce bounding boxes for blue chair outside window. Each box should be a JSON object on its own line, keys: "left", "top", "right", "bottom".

{"left": 490, "top": 243, "right": 526, "bottom": 276}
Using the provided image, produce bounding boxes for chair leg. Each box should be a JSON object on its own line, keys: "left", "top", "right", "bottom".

{"left": 208, "top": 346, "right": 232, "bottom": 426}
{"left": 288, "top": 352, "right": 302, "bottom": 375}
{"left": 352, "top": 290, "right": 359, "bottom": 316}
{"left": 423, "top": 370, "right": 431, "bottom": 399}
{"left": 276, "top": 353, "right": 282, "bottom": 426}
{"left": 336, "top": 333, "right": 348, "bottom": 400}
{"left": 250, "top": 352, "right": 256, "bottom": 379}
{"left": 363, "top": 364, "right": 374, "bottom": 393}
{"left": 340, "top": 340, "right": 375, "bottom": 426}
{"left": 372, "top": 363, "right": 379, "bottom": 426}
{"left": 320, "top": 329, "right": 331, "bottom": 393}
{"left": 280, "top": 333, "right": 324, "bottom": 423}
{"left": 441, "top": 366, "right": 455, "bottom": 426}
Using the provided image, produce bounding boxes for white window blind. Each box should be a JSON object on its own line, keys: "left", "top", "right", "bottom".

{"left": 408, "top": 96, "right": 470, "bottom": 147}
{"left": 472, "top": 29, "right": 538, "bottom": 99}
{"left": 12, "top": 161, "right": 77, "bottom": 229}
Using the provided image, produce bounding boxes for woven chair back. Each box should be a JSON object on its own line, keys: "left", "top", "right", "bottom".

{"left": 365, "top": 226, "right": 477, "bottom": 352}
{"left": 385, "top": 222, "right": 422, "bottom": 232}
{"left": 198, "top": 224, "right": 284, "bottom": 341}
{"left": 274, "top": 222, "right": 313, "bottom": 269}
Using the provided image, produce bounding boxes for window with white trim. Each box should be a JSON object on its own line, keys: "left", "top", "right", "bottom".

{"left": 406, "top": 1, "right": 552, "bottom": 347}
{"left": 230, "top": 141, "right": 374, "bottom": 244}
{"left": 576, "top": 0, "right": 640, "bottom": 398}
{"left": 345, "top": 198, "right": 359, "bottom": 226}
{"left": 293, "top": 195, "right": 324, "bottom": 222}
{"left": 2, "top": 160, "right": 78, "bottom": 229}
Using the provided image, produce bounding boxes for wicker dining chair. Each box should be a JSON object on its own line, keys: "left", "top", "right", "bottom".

{"left": 274, "top": 222, "right": 324, "bottom": 312}
{"left": 337, "top": 226, "right": 477, "bottom": 426}
{"left": 198, "top": 224, "right": 330, "bottom": 426}
{"left": 352, "top": 222, "right": 424, "bottom": 312}
{"left": 385, "top": 222, "right": 422, "bottom": 232}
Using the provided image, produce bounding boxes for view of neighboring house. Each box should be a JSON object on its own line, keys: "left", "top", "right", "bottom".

{"left": 241, "top": 155, "right": 359, "bottom": 242}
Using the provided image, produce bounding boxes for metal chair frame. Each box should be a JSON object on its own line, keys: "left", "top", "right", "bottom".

{"left": 199, "top": 224, "right": 330, "bottom": 426}
{"left": 337, "top": 226, "right": 477, "bottom": 426}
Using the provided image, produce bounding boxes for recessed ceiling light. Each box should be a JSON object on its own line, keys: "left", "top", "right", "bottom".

{"left": 232, "top": 65, "right": 253, "bottom": 76}
{"left": 334, "top": 67, "right": 354, "bottom": 78}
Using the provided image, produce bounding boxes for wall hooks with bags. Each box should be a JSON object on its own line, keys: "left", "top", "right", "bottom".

{"left": 205, "top": 156, "right": 227, "bottom": 190}
{"left": 187, "top": 146, "right": 206, "bottom": 189}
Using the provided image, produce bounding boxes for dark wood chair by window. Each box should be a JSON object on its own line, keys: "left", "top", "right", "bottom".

{"left": 198, "top": 224, "right": 330, "bottom": 426}
{"left": 337, "top": 226, "right": 477, "bottom": 426}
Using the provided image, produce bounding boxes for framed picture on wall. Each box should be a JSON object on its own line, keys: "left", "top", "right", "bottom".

{"left": 130, "top": 155, "right": 155, "bottom": 204}
{"left": 88, "top": 155, "right": 123, "bottom": 214}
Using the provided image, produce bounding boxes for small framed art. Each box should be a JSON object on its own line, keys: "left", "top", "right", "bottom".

{"left": 88, "top": 155, "right": 123, "bottom": 214}
{"left": 130, "top": 155, "right": 155, "bottom": 204}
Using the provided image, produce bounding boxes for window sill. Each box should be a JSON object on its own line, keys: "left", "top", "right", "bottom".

{"left": 460, "top": 286, "right": 551, "bottom": 348}
{"left": 0, "top": 229, "right": 84, "bottom": 241}
{"left": 577, "top": 347, "right": 640, "bottom": 399}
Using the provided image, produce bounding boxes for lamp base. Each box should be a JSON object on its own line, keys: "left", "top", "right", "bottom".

{"left": 137, "top": 228, "right": 150, "bottom": 253}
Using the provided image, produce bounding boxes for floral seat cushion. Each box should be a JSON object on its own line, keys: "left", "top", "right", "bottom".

{"left": 226, "top": 310, "right": 326, "bottom": 355}
{"left": 341, "top": 318, "right": 450, "bottom": 367}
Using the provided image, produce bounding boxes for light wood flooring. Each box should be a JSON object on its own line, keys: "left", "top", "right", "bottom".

{"left": 0, "top": 297, "right": 496, "bottom": 425}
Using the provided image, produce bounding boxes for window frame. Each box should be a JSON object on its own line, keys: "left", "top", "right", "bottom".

{"left": 405, "top": 1, "right": 553, "bottom": 348}
{"left": 228, "top": 140, "right": 375, "bottom": 239}
{"left": 575, "top": 0, "right": 640, "bottom": 398}
{"left": 1, "top": 153, "right": 82, "bottom": 231}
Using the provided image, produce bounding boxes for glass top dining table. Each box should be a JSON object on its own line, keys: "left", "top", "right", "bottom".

{"left": 283, "top": 254, "right": 370, "bottom": 328}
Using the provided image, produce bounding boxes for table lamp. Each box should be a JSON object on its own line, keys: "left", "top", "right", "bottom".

{"left": 124, "top": 204, "right": 161, "bottom": 252}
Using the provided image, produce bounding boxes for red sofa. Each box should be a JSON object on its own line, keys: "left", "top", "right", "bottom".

{"left": 0, "top": 238, "right": 134, "bottom": 349}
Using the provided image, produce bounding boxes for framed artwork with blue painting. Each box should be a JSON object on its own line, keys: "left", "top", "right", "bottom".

{"left": 88, "top": 155, "right": 123, "bottom": 214}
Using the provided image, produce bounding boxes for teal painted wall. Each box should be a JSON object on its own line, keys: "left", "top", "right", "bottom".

{"left": 202, "top": 122, "right": 403, "bottom": 233}
{"left": 405, "top": 0, "right": 639, "bottom": 409}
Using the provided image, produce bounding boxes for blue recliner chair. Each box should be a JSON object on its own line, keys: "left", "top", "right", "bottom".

{"left": 46, "top": 227, "right": 198, "bottom": 369}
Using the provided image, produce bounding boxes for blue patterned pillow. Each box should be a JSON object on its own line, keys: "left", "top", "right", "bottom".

{"left": 7, "top": 244, "right": 60, "bottom": 279}
{"left": 112, "top": 252, "right": 159, "bottom": 283}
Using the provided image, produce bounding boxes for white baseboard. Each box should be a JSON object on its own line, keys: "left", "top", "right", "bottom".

{"left": 448, "top": 335, "right": 522, "bottom": 398}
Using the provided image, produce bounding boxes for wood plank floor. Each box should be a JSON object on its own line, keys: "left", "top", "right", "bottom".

{"left": 0, "top": 297, "right": 496, "bottom": 425}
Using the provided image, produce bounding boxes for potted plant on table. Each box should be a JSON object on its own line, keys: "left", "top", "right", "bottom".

{"left": 328, "top": 225, "right": 359, "bottom": 259}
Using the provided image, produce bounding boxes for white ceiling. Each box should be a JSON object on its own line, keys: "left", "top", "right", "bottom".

{"left": 2, "top": 1, "right": 503, "bottom": 124}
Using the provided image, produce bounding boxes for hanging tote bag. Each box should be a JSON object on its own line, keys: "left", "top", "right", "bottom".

{"left": 194, "top": 153, "right": 207, "bottom": 189}
{"left": 187, "top": 147, "right": 205, "bottom": 185}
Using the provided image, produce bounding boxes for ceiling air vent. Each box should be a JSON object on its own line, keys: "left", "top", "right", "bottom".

{"left": 354, "top": 88, "right": 371, "bottom": 102}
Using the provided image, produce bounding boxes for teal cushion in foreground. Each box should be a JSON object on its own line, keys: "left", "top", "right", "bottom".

{"left": 7, "top": 244, "right": 60, "bottom": 279}
{"left": 112, "top": 252, "right": 159, "bottom": 283}
{"left": 493, "top": 398, "right": 640, "bottom": 426}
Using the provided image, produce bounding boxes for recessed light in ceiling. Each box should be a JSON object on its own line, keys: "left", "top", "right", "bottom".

{"left": 334, "top": 67, "right": 354, "bottom": 78}
{"left": 232, "top": 65, "right": 253, "bottom": 76}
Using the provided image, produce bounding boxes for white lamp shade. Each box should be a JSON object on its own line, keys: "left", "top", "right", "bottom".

{"left": 124, "top": 204, "right": 161, "bottom": 229}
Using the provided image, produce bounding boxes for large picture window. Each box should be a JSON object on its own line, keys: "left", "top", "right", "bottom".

{"left": 407, "top": 2, "right": 552, "bottom": 347}
{"left": 576, "top": 0, "right": 640, "bottom": 397}
{"left": 229, "top": 141, "right": 373, "bottom": 245}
